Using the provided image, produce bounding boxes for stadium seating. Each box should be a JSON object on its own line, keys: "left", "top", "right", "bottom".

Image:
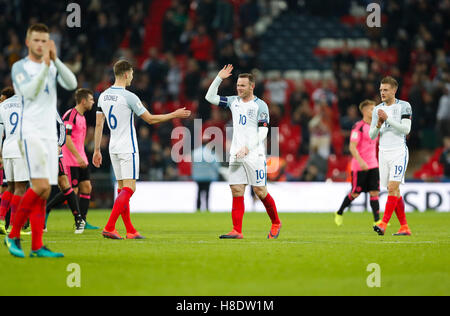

{"left": 326, "top": 154, "right": 351, "bottom": 182}
{"left": 413, "top": 148, "right": 444, "bottom": 181}
{"left": 259, "top": 13, "right": 366, "bottom": 71}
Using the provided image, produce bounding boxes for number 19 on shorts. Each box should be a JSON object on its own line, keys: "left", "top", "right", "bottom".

{"left": 394, "top": 165, "right": 403, "bottom": 176}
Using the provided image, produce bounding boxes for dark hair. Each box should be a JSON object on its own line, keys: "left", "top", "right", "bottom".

{"left": 75, "top": 88, "right": 93, "bottom": 104}
{"left": 26, "top": 23, "right": 49, "bottom": 38}
{"left": 359, "top": 99, "right": 376, "bottom": 112}
{"left": 381, "top": 76, "right": 399, "bottom": 88}
{"left": 238, "top": 73, "right": 255, "bottom": 85}
{"left": 114, "top": 60, "right": 133, "bottom": 77}
{"left": 0, "top": 87, "right": 15, "bottom": 99}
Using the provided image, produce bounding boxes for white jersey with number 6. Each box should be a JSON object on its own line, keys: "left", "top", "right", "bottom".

{"left": 97, "top": 86, "right": 147, "bottom": 154}
{"left": 0, "top": 95, "right": 22, "bottom": 158}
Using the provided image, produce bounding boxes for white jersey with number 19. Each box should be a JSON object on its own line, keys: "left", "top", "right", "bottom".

{"left": 371, "top": 99, "right": 412, "bottom": 151}
{"left": 97, "top": 86, "right": 147, "bottom": 154}
{"left": 371, "top": 98, "right": 412, "bottom": 186}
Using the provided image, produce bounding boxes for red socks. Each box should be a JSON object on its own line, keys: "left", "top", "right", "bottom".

{"left": 383, "top": 195, "right": 408, "bottom": 226}
{"left": 231, "top": 193, "right": 280, "bottom": 233}
{"left": 9, "top": 194, "right": 22, "bottom": 227}
{"left": 30, "top": 196, "right": 46, "bottom": 251}
{"left": 105, "top": 187, "right": 134, "bottom": 232}
{"left": 382, "top": 195, "right": 399, "bottom": 224}
{"left": 231, "top": 196, "right": 245, "bottom": 233}
{"left": 261, "top": 193, "right": 280, "bottom": 225}
{"left": 0, "top": 190, "right": 13, "bottom": 220}
{"left": 395, "top": 196, "right": 408, "bottom": 226}
{"left": 117, "top": 189, "right": 137, "bottom": 234}
{"left": 9, "top": 188, "right": 40, "bottom": 239}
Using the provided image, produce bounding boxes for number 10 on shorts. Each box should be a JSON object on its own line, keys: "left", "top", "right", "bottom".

{"left": 256, "top": 169, "right": 265, "bottom": 181}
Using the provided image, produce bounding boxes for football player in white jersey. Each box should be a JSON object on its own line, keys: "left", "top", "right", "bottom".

{"left": 93, "top": 60, "right": 190, "bottom": 240}
{"left": 369, "top": 76, "right": 412, "bottom": 236}
{"left": 0, "top": 88, "right": 29, "bottom": 236}
{"left": 5, "top": 23, "right": 77, "bottom": 258}
{"left": 205, "top": 64, "right": 281, "bottom": 239}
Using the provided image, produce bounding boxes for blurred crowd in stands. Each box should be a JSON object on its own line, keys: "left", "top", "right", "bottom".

{"left": 0, "top": 0, "right": 449, "bottom": 186}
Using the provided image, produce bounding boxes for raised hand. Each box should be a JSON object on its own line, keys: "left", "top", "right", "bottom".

{"left": 48, "top": 39, "right": 57, "bottom": 61}
{"left": 218, "top": 64, "right": 233, "bottom": 80}
{"left": 43, "top": 41, "right": 51, "bottom": 66}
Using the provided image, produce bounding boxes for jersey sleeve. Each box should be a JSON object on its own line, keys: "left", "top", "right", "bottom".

{"left": 54, "top": 58, "right": 77, "bottom": 91}
{"left": 350, "top": 123, "right": 362, "bottom": 143}
{"left": 96, "top": 93, "right": 104, "bottom": 114}
{"left": 64, "top": 110, "right": 76, "bottom": 136}
{"left": 125, "top": 91, "right": 147, "bottom": 116}
{"left": 256, "top": 99, "right": 269, "bottom": 127}
{"left": 11, "top": 60, "right": 49, "bottom": 100}
{"left": 11, "top": 61, "right": 32, "bottom": 94}
{"left": 0, "top": 123, "right": 4, "bottom": 146}
{"left": 369, "top": 106, "right": 381, "bottom": 140}
{"left": 219, "top": 95, "right": 238, "bottom": 108}
{"left": 401, "top": 102, "right": 412, "bottom": 120}
{"left": 56, "top": 112, "right": 66, "bottom": 146}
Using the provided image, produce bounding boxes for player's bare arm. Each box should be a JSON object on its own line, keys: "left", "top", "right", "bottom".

{"left": 65, "top": 135, "right": 87, "bottom": 168}
{"left": 349, "top": 141, "right": 368, "bottom": 170}
{"left": 93, "top": 112, "right": 105, "bottom": 168}
{"left": 140, "top": 107, "right": 191, "bottom": 125}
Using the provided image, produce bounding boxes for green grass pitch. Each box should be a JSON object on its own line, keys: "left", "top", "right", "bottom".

{"left": 1, "top": 211, "right": 449, "bottom": 296}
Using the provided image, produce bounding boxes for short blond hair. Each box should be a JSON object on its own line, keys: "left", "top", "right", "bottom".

{"left": 359, "top": 99, "right": 376, "bottom": 112}
{"left": 381, "top": 76, "right": 398, "bottom": 88}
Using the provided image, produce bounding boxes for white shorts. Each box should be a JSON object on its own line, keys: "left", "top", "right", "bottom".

{"left": 110, "top": 153, "right": 139, "bottom": 180}
{"left": 20, "top": 138, "right": 58, "bottom": 185}
{"left": 229, "top": 156, "right": 267, "bottom": 187}
{"left": 379, "top": 146, "right": 409, "bottom": 188}
{"left": 4, "top": 157, "right": 30, "bottom": 182}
